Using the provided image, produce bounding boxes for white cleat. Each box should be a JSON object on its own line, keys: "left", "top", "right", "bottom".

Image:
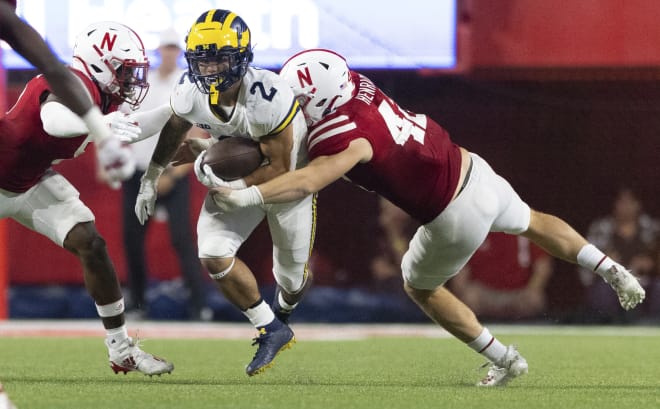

{"left": 602, "top": 266, "right": 645, "bottom": 310}
{"left": 106, "top": 337, "right": 174, "bottom": 376}
{"left": 0, "top": 383, "right": 17, "bottom": 409}
{"left": 477, "top": 345, "right": 528, "bottom": 387}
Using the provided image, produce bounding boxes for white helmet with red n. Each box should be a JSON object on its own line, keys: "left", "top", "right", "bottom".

{"left": 279, "top": 48, "right": 354, "bottom": 126}
{"left": 72, "top": 21, "right": 149, "bottom": 109}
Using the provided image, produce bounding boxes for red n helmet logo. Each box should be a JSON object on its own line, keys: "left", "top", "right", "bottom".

{"left": 297, "top": 67, "right": 313, "bottom": 87}
{"left": 100, "top": 32, "right": 117, "bottom": 51}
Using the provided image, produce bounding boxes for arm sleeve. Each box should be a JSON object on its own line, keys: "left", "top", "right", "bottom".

{"left": 40, "top": 101, "right": 89, "bottom": 137}
{"left": 131, "top": 103, "right": 173, "bottom": 138}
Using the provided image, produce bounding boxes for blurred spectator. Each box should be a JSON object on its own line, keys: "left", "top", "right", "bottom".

{"left": 370, "top": 197, "right": 419, "bottom": 293}
{"left": 580, "top": 187, "right": 660, "bottom": 323}
{"left": 449, "top": 232, "right": 553, "bottom": 321}
{"left": 121, "top": 28, "right": 209, "bottom": 320}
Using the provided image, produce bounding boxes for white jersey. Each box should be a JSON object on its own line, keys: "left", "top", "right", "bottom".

{"left": 171, "top": 67, "right": 308, "bottom": 170}
{"left": 174, "top": 66, "right": 315, "bottom": 294}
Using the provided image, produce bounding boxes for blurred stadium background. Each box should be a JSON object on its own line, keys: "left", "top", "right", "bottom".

{"left": 2, "top": 0, "right": 660, "bottom": 324}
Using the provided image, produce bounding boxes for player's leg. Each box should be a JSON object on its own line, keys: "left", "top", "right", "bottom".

{"left": 0, "top": 382, "right": 17, "bottom": 409}
{"left": 14, "top": 172, "right": 173, "bottom": 376}
{"left": 121, "top": 171, "right": 149, "bottom": 315}
{"left": 197, "top": 195, "right": 293, "bottom": 376}
{"left": 266, "top": 194, "right": 317, "bottom": 323}
{"left": 402, "top": 153, "right": 530, "bottom": 386}
{"left": 162, "top": 177, "right": 207, "bottom": 320}
{"left": 521, "top": 209, "right": 645, "bottom": 310}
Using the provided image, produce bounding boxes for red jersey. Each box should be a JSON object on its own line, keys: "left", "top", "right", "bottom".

{"left": 467, "top": 232, "right": 548, "bottom": 290}
{"left": 307, "top": 72, "right": 462, "bottom": 223}
{"left": 0, "top": 68, "right": 116, "bottom": 192}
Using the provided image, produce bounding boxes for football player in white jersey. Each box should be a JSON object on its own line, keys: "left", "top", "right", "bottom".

{"left": 134, "top": 9, "right": 314, "bottom": 376}
{"left": 213, "top": 49, "right": 646, "bottom": 386}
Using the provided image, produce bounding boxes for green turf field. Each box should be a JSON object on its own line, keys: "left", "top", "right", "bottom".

{"left": 1, "top": 326, "right": 659, "bottom": 409}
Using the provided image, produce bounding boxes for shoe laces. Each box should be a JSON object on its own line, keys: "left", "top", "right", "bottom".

{"left": 112, "top": 332, "right": 147, "bottom": 357}
{"left": 251, "top": 328, "right": 272, "bottom": 347}
{"left": 477, "top": 345, "right": 519, "bottom": 371}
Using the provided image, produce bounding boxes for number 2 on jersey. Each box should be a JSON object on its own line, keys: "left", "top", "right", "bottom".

{"left": 378, "top": 96, "right": 427, "bottom": 145}
{"left": 250, "top": 82, "right": 277, "bottom": 101}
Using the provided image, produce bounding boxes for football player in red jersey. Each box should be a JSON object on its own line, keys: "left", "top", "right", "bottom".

{"left": 0, "top": 21, "right": 173, "bottom": 376}
{"left": 213, "top": 49, "right": 646, "bottom": 386}
{"left": 0, "top": 0, "right": 137, "bottom": 176}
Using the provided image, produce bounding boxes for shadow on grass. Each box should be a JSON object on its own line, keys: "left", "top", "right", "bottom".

{"left": 5, "top": 373, "right": 657, "bottom": 392}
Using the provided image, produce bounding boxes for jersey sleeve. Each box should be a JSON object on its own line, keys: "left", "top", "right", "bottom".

{"left": 170, "top": 72, "right": 196, "bottom": 116}
{"left": 70, "top": 68, "right": 103, "bottom": 107}
{"left": 308, "top": 134, "right": 351, "bottom": 160}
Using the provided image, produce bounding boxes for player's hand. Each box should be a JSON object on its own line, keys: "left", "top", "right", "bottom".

{"left": 135, "top": 177, "right": 156, "bottom": 224}
{"left": 96, "top": 136, "right": 136, "bottom": 189}
{"left": 103, "top": 111, "right": 143, "bottom": 143}
{"left": 134, "top": 162, "right": 165, "bottom": 224}
{"left": 211, "top": 186, "right": 264, "bottom": 211}
{"left": 171, "top": 138, "right": 214, "bottom": 166}
{"left": 193, "top": 151, "right": 246, "bottom": 189}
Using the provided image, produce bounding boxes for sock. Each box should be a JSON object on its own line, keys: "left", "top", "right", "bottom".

{"left": 95, "top": 298, "right": 125, "bottom": 318}
{"left": 277, "top": 291, "right": 298, "bottom": 312}
{"left": 577, "top": 244, "right": 620, "bottom": 277}
{"left": 243, "top": 299, "right": 276, "bottom": 328}
{"left": 467, "top": 327, "right": 507, "bottom": 363}
{"left": 106, "top": 325, "right": 129, "bottom": 348}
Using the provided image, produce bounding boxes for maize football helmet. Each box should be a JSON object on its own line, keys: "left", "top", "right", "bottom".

{"left": 72, "top": 21, "right": 149, "bottom": 109}
{"left": 279, "top": 49, "right": 354, "bottom": 126}
{"left": 185, "top": 9, "right": 253, "bottom": 94}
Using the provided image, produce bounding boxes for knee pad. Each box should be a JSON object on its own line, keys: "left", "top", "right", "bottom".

{"left": 197, "top": 235, "right": 241, "bottom": 259}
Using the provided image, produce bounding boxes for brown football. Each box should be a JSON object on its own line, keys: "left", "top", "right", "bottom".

{"left": 202, "top": 137, "right": 263, "bottom": 181}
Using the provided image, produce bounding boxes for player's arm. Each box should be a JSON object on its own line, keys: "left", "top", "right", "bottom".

{"left": 150, "top": 113, "right": 193, "bottom": 167}
{"left": 135, "top": 113, "right": 193, "bottom": 224}
{"left": 0, "top": 2, "right": 96, "bottom": 119}
{"left": 243, "top": 122, "right": 294, "bottom": 186}
{"left": 212, "top": 138, "right": 372, "bottom": 209}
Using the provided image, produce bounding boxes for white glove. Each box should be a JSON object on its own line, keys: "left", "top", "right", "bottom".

{"left": 193, "top": 151, "right": 247, "bottom": 189}
{"left": 212, "top": 185, "right": 264, "bottom": 211}
{"left": 96, "top": 136, "right": 136, "bottom": 189}
{"left": 134, "top": 162, "right": 165, "bottom": 224}
{"left": 103, "top": 111, "right": 142, "bottom": 143}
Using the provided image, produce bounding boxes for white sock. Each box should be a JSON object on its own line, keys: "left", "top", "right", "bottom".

{"left": 95, "top": 298, "right": 125, "bottom": 318}
{"left": 243, "top": 300, "right": 275, "bottom": 328}
{"left": 467, "top": 327, "right": 507, "bottom": 363}
{"left": 106, "top": 325, "right": 129, "bottom": 348}
{"left": 278, "top": 292, "right": 298, "bottom": 311}
{"left": 577, "top": 244, "right": 620, "bottom": 277}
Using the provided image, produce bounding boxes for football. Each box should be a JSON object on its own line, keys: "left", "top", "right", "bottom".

{"left": 202, "top": 137, "right": 264, "bottom": 181}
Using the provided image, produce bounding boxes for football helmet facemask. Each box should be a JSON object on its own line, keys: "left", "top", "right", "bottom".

{"left": 185, "top": 9, "right": 253, "bottom": 94}
{"left": 72, "top": 21, "right": 149, "bottom": 109}
{"left": 279, "top": 49, "right": 354, "bottom": 126}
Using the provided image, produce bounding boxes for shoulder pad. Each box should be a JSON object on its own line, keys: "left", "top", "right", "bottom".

{"left": 170, "top": 73, "right": 196, "bottom": 115}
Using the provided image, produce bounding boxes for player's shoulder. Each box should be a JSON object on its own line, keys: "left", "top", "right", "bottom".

{"left": 307, "top": 109, "right": 360, "bottom": 152}
{"left": 170, "top": 71, "right": 198, "bottom": 115}
{"left": 241, "top": 67, "right": 297, "bottom": 129}
{"left": 242, "top": 67, "right": 295, "bottom": 104}
{"left": 69, "top": 67, "right": 103, "bottom": 104}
